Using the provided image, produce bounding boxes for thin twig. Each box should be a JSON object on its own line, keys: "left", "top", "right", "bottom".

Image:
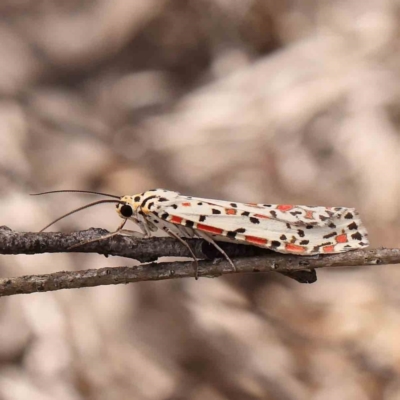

{"left": 0, "top": 226, "right": 395, "bottom": 297}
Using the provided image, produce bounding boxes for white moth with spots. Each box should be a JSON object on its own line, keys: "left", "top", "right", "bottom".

{"left": 36, "top": 189, "right": 369, "bottom": 279}
{"left": 115, "top": 189, "right": 368, "bottom": 255}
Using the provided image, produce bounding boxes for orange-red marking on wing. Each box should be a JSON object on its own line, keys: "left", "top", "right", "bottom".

{"left": 285, "top": 243, "right": 306, "bottom": 253}
{"left": 254, "top": 213, "right": 270, "bottom": 219}
{"left": 323, "top": 245, "right": 335, "bottom": 253}
{"left": 181, "top": 202, "right": 191, "bottom": 207}
{"left": 197, "top": 223, "right": 223, "bottom": 235}
{"left": 170, "top": 216, "right": 183, "bottom": 224}
{"left": 245, "top": 235, "right": 268, "bottom": 245}
{"left": 276, "top": 204, "right": 294, "bottom": 212}
{"left": 225, "top": 208, "right": 237, "bottom": 215}
{"left": 335, "top": 234, "right": 348, "bottom": 243}
{"left": 304, "top": 210, "right": 315, "bottom": 219}
{"left": 245, "top": 203, "right": 263, "bottom": 209}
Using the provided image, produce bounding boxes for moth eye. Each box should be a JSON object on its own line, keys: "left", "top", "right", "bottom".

{"left": 120, "top": 204, "right": 133, "bottom": 218}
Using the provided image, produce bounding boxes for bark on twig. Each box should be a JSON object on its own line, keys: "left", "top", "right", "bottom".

{"left": 0, "top": 226, "right": 395, "bottom": 297}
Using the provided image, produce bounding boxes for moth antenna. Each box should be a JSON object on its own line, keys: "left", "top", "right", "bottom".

{"left": 39, "top": 199, "right": 122, "bottom": 232}
{"left": 31, "top": 190, "right": 120, "bottom": 199}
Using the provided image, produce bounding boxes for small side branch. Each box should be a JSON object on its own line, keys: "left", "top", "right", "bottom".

{"left": 0, "top": 226, "right": 396, "bottom": 297}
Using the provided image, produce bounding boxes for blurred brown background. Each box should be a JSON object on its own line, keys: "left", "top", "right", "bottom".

{"left": 0, "top": 1, "right": 399, "bottom": 399}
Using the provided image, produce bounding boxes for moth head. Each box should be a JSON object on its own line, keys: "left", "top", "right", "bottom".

{"left": 115, "top": 195, "right": 137, "bottom": 219}
{"left": 115, "top": 189, "right": 180, "bottom": 219}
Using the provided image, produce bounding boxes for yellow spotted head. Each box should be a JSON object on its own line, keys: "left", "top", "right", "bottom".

{"left": 115, "top": 189, "right": 180, "bottom": 220}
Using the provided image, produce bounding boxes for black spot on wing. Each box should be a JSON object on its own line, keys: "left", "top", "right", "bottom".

{"left": 171, "top": 204, "right": 178, "bottom": 209}
{"left": 351, "top": 232, "right": 363, "bottom": 240}
{"left": 347, "top": 222, "right": 358, "bottom": 230}
{"left": 234, "top": 228, "right": 246, "bottom": 233}
{"left": 280, "top": 234, "right": 287, "bottom": 240}
{"left": 134, "top": 196, "right": 141, "bottom": 202}
{"left": 271, "top": 240, "right": 281, "bottom": 247}
{"left": 158, "top": 197, "right": 169, "bottom": 202}
{"left": 319, "top": 215, "right": 328, "bottom": 221}
{"left": 197, "top": 202, "right": 203, "bottom": 205}
{"left": 297, "top": 229, "right": 305, "bottom": 238}
{"left": 300, "top": 240, "right": 309, "bottom": 245}
{"left": 241, "top": 211, "right": 250, "bottom": 216}
{"left": 328, "top": 222, "right": 336, "bottom": 229}
{"left": 344, "top": 212, "right": 354, "bottom": 219}
{"left": 286, "top": 223, "right": 291, "bottom": 229}
{"left": 185, "top": 220, "right": 194, "bottom": 228}
{"left": 227, "top": 231, "right": 237, "bottom": 239}
{"left": 160, "top": 212, "right": 169, "bottom": 219}
{"left": 306, "top": 225, "right": 314, "bottom": 229}
{"left": 199, "top": 215, "right": 206, "bottom": 222}
{"left": 290, "top": 211, "right": 302, "bottom": 216}
{"left": 270, "top": 211, "right": 277, "bottom": 218}
{"left": 249, "top": 217, "right": 260, "bottom": 224}
{"left": 212, "top": 208, "right": 221, "bottom": 214}
{"left": 230, "top": 203, "right": 237, "bottom": 208}
{"left": 323, "top": 231, "right": 337, "bottom": 239}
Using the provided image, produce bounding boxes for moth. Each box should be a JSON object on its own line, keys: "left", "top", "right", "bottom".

{"left": 35, "top": 189, "right": 369, "bottom": 279}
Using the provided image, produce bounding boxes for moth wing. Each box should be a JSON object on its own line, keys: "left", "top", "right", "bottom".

{"left": 158, "top": 198, "right": 368, "bottom": 255}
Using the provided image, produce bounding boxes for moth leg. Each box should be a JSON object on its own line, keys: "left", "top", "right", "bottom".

{"left": 176, "top": 225, "right": 195, "bottom": 238}
{"left": 113, "top": 229, "right": 146, "bottom": 238}
{"left": 136, "top": 207, "right": 154, "bottom": 237}
{"left": 161, "top": 226, "right": 199, "bottom": 280}
{"left": 117, "top": 218, "right": 128, "bottom": 231}
{"left": 68, "top": 219, "right": 144, "bottom": 249}
{"left": 195, "top": 231, "right": 236, "bottom": 272}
